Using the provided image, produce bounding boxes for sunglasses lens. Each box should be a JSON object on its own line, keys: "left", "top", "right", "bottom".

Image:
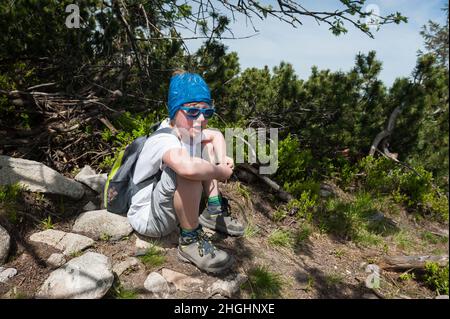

{"left": 186, "top": 108, "right": 200, "bottom": 117}
{"left": 204, "top": 109, "right": 214, "bottom": 118}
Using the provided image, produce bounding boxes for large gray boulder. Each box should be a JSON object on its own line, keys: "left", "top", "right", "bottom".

{"left": 36, "top": 252, "right": 114, "bottom": 299}
{"left": 0, "top": 156, "right": 84, "bottom": 199}
{"left": 0, "top": 225, "right": 10, "bottom": 265}
{"left": 29, "top": 230, "right": 94, "bottom": 256}
{"left": 72, "top": 210, "right": 133, "bottom": 241}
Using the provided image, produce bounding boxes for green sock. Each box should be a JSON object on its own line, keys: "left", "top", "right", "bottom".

{"left": 207, "top": 195, "right": 222, "bottom": 207}
{"left": 180, "top": 225, "right": 201, "bottom": 237}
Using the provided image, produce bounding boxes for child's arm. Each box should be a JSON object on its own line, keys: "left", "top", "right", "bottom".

{"left": 201, "top": 129, "right": 229, "bottom": 165}
{"left": 163, "top": 147, "right": 232, "bottom": 181}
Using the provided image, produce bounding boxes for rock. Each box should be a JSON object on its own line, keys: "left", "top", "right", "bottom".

{"left": 435, "top": 295, "right": 449, "bottom": 299}
{"left": 29, "top": 229, "right": 94, "bottom": 256}
{"left": 144, "top": 272, "right": 173, "bottom": 297}
{"left": 161, "top": 268, "right": 204, "bottom": 292}
{"left": 36, "top": 252, "right": 114, "bottom": 299}
{"left": 207, "top": 274, "right": 247, "bottom": 298}
{"left": 0, "top": 225, "right": 10, "bottom": 264}
{"left": 368, "top": 211, "right": 385, "bottom": 222}
{"left": 0, "top": 267, "right": 17, "bottom": 283}
{"left": 112, "top": 257, "right": 140, "bottom": 277}
{"left": 362, "top": 293, "right": 380, "bottom": 299}
{"left": 74, "top": 166, "right": 107, "bottom": 194}
{"left": 135, "top": 237, "right": 152, "bottom": 251}
{"left": 319, "top": 189, "right": 333, "bottom": 197}
{"left": 0, "top": 155, "right": 84, "bottom": 199}
{"left": 82, "top": 201, "right": 97, "bottom": 211}
{"left": 47, "top": 253, "right": 66, "bottom": 268}
{"left": 72, "top": 210, "right": 133, "bottom": 241}
{"left": 134, "top": 237, "right": 166, "bottom": 256}
{"left": 76, "top": 165, "right": 96, "bottom": 177}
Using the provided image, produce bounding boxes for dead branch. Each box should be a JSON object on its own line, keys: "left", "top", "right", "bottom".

{"left": 237, "top": 163, "right": 294, "bottom": 202}
{"left": 381, "top": 255, "right": 449, "bottom": 270}
{"left": 369, "top": 104, "right": 403, "bottom": 156}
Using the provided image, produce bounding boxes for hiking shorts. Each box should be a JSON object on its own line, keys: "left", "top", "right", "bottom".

{"left": 128, "top": 166, "right": 179, "bottom": 238}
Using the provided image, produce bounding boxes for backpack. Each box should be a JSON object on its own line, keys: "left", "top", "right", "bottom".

{"left": 103, "top": 125, "right": 174, "bottom": 215}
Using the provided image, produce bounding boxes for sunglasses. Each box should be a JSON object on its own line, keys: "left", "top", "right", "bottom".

{"left": 179, "top": 106, "right": 215, "bottom": 119}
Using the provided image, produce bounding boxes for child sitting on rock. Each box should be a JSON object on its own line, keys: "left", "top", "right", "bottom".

{"left": 127, "top": 70, "right": 244, "bottom": 273}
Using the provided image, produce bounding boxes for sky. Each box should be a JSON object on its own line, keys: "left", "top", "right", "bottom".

{"left": 180, "top": 0, "right": 448, "bottom": 87}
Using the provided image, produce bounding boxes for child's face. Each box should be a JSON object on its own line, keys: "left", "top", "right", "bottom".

{"left": 174, "top": 102, "right": 209, "bottom": 138}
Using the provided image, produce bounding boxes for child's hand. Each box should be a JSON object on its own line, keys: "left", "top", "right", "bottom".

{"left": 215, "top": 163, "right": 233, "bottom": 181}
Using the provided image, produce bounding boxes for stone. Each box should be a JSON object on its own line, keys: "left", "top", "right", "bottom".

{"left": 47, "top": 253, "right": 66, "bottom": 268}
{"left": 207, "top": 274, "right": 247, "bottom": 298}
{"left": 29, "top": 229, "right": 94, "bottom": 256}
{"left": 435, "top": 295, "right": 449, "bottom": 299}
{"left": 36, "top": 252, "right": 114, "bottom": 299}
{"left": 0, "top": 225, "right": 10, "bottom": 265}
{"left": 134, "top": 237, "right": 166, "bottom": 256}
{"left": 319, "top": 189, "right": 333, "bottom": 197}
{"left": 112, "top": 257, "right": 140, "bottom": 277}
{"left": 144, "top": 272, "right": 172, "bottom": 297}
{"left": 161, "top": 268, "right": 204, "bottom": 292}
{"left": 72, "top": 210, "right": 133, "bottom": 241}
{"left": 0, "top": 267, "right": 17, "bottom": 283}
{"left": 74, "top": 165, "right": 107, "bottom": 194}
{"left": 0, "top": 155, "right": 84, "bottom": 199}
{"left": 135, "top": 237, "right": 152, "bottom": 251}
{"left": 82, "top": 201, "right": 97, "bottom": 211}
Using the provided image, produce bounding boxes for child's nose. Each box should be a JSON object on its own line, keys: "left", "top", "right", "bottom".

{"left": 197, "top": 113, "right": 206, "bottom": 122}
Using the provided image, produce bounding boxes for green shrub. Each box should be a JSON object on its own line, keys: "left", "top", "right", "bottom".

{"left": 276, "top": 135, "right": 320, "bottom": 198}
{"left": 288, "top": 191, "right": 317, "bottom": 221}
{"left": 0, "top": 183, "right": 23, "bottom": 204}
{"left": 357, "top": 156, "right": 448, "bottom": 220}
{"left": 421, "top": 192, "right": 449, "bottom": 222}
{"left": 99, "top": 111, "right": 160, "bottom": 170}
{"left": 424, "top": 262, "right": 449, "bottom": 295}
{"left": 0, "top": 183, "right": 26, "bottom": 223}
{"left": 399, "top": 272, "right": 415, "bottom": 281}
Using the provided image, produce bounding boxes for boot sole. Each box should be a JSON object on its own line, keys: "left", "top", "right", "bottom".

{"left": 199, "top": 215, "right": 245, "bottom": 237}
{"left": 177, "top": 249, "right": 235, "bottom": 274}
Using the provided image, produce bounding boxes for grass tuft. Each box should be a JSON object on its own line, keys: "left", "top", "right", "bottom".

{"left": 242, "top": 265, "right": 283, "bottom": 299}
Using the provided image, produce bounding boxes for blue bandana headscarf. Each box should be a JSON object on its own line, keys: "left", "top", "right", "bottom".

{"left": 167, "top": 73, "right": 212, "bottom": 119}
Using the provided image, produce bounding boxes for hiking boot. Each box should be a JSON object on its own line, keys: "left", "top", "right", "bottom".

{"left": 199, "top": 197, "right": 245, "bottom": 236}
{"left": 177, "top": 227, "right": 234, "bottom": 274}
